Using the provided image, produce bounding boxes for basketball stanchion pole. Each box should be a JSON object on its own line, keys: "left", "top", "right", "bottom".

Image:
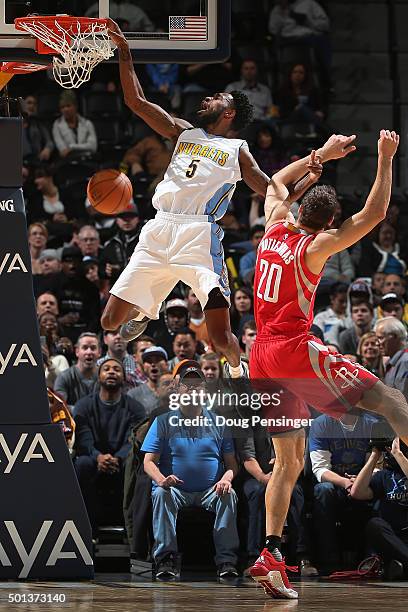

{"left": 0, "top": 111, "right": 94, "bottom": 579}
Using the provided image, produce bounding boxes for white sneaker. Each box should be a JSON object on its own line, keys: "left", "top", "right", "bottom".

{"left": 119, "top": 317, "right": 149, "bottom": 342}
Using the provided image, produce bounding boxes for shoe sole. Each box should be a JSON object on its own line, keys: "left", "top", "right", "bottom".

{"left": 120, "top": 319, "right": 148, "bottom": 342}
{"left": 250, "top": 570, "right": 298, "bottom": 599}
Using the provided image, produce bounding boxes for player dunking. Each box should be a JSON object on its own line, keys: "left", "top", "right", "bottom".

{"left": 249, "top": 131, "right": 408, "bottom": 599}
{"left": 99, "top": 19, "right": 280, "bottom": 378}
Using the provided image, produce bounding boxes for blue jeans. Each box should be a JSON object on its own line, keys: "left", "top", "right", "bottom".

{"left": 151, "top": 485, "right": 239, "bottom": 565}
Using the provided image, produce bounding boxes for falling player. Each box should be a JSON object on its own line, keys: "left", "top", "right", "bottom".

{"left": 249, "top": 131, "right": 408, "bottom": 599}
{"left": 100, "top": 19, "right": 275, "bottom": 378}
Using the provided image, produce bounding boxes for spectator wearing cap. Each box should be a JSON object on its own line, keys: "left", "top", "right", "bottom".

{"left": 375, "top": 317, "right": 408, "bottom": 399}
{"left": 100, "top": 203, "right": 143, "bottom": 286}
{"left": 28, "top": 222, "right": 48, "bottom": 275}
{"left": 97, "top": 328, "right": 139, "bottom": 389}
{"left": 186, "top": 289, "right": 210, "bottom": 350}
{"left": 168, "top": 328, "right": 200, "bottom": 371}
{"left": 38, "top": 249, "right": 61, "bottom": 276}
{"left": 142, "top": 359, "right": 239, "bottom": 578}
{"left": 127, "top": 347, "right": 169, "bottom": 415}
{"left": 54, "top": 332, "right": 101, "bottom": 411}
{"left": 43, "top": 246, "right": 101, "bottom": 343}
{"left": 149, "top": 299, "right": 190, "bottom": 359}
{"left": 131, "top": 335, "right": 155, "bottom": 385}
{"left": 313, "top": 282, "right": 348, "bottom": 341}
{"left": 379, "top": 294, "right": 406, "bottom": 324}
{"left": 239, "top": 225, "right": 265, "bottom": 286}
{"left": 379, "top": 275, "right": 408, "bottom": 324}
{"left": 74, "top": 358, "right": 145, "bottom": 533}
{"left": 52, "top": 91, "right": 97, "bottom": 159}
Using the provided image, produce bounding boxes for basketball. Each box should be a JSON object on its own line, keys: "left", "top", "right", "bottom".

{"left": 87, "top": 169, "right": 133, "bottom": 216}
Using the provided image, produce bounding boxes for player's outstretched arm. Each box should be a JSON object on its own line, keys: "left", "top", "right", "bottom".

{"left": 308, "top": 130, "right": 400, "bottom": 269}
{"left": 107, "top": 19, "right": 192, "bottom": 140}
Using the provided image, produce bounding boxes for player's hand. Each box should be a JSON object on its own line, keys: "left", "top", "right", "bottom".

{"left": 307, "top": 150, "right": 323, "bottom": 182}
{"left": 318, "top": 134, "right": 357, "bottom": 162}
{"left": 106, "top": 18, "right": 128, "bottom": 47}
{"left": 378, "top": 130, "right": 400, "bottom": 160}
{"left": 213, "top": 477, "right": 233, "bottom": 496}
{"left": 158, "top": 474, "right": 184, "bottom": 488}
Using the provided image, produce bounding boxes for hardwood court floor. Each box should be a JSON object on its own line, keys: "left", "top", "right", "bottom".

{"left": 0, "top": 575, "right": 407, "bottom": 612}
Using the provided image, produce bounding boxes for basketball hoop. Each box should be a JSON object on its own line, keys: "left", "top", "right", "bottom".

{"left": 14, "top": 15, "right": 115, "bottom": 89}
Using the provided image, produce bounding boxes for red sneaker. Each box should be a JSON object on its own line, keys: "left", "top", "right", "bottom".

{"left": 249, "top": 548, "right": 299, "bottom": 599}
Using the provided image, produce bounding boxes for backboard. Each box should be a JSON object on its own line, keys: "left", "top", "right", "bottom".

{"left": 0, "top": 0, "right": 230, "bottom": 64}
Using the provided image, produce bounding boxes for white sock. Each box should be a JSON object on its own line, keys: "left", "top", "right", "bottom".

{"left": 229, "top": 363, "right": 244, "bottom": 378}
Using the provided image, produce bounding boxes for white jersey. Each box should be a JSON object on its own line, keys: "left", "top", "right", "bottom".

{"left": 152, "top": 127, "right": 249, "bottom": 220}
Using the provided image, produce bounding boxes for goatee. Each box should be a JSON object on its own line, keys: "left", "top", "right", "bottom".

{"left": 195, "top": 108, "right": 223, "bottom": 128}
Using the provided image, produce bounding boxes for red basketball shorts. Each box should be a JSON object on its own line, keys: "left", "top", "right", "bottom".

{"left": 249, "top": 333, "right": 379, "bottom": 434}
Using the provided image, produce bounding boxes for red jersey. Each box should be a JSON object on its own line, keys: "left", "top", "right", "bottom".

{"left": 254, "top": 221, "right": 321, "bottom": 337}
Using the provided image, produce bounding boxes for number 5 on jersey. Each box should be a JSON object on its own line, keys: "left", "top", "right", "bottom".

{"left": 186, "top": 159, "right": 200, "bottom": 178}
{"left": 257, "top": 259, "right": 282, "bottom": 302}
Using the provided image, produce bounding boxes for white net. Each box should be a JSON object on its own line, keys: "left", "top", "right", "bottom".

{"left": 16, "top": 18, "right": 115, "bottom": 89}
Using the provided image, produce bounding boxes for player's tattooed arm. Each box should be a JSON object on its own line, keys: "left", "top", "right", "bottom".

{"left": 107, "top": 19, "right": 192, "bottom": 140}
{"left": 239, "top": 148, "right": 269, "bottom": 197}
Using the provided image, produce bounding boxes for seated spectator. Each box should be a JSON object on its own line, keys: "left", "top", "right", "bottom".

{"left": 146, "top": 63, "right": 181, "bottom": 109}
{"left": 357, "top": 332, "right": 384, "bottom": 378}
{"left": 45, "top": 246, "right": 101, "bottom": 343}
{"left": 122, "top": 133, "right": 172, "bottom": 184}
{"left": 378, "top": 275, "right": 408, "bottom": 323}
{"left": 100, "top": 204, "right": 143, "bottom": 285}
{"left": 22, "top": 94, "right": 53, "bottom": 164}
{"left": 74, "top": 358, "right": 145, "bottom": 533}
{"left": 52, "top": 91, "right": 97, "bottom": 159}
{"left": 28, "top": 222, "right": 48, "bottom": 275}
{"left": 54, "top": 332, "right": 101, "bottom": 410}
{"left": 239, "top": 225, "right": 265, "bottom": 285}
{"left": 141, "top": 360, "right": 239, "bottom": 577}
{"left": 127, "top": 346, "right": 169, "bottom": 415}
{"left": 358, "top": 223, "right": 407, "bottom": 278}
{"left": 375, "top": 317, "right": 408, "bottom": 398}
{"left": 86, "top": 2, "right": 154, "bottom": 31}
{"left": 338, "top": 300, "right": 374, "bottom": 356}
{"left": 225, "top": 59, "right": 273, "bottom": 121}
{"left": 187, "top": 289, "right": 210, "bottom": 350}
{"left": 131, "top": 335, "right": 155, "bottom": 385}
{"left": 351, "top": 438, "right": 408, "bottom": 580}
{"left": 82, "top": 256, "right": 109, "bottom": 304}
{"left": 252, "top": 126, "right": 290, "bottom": 177}
{"left": 313, "top": 282, "right": 348, "bottom": 341}
{"left": 97, "top": 328, "right": 139, "bottom": 389}
{"left": 237, "top": 422, "right": 317, "bottom": 575}
{"left": 310, "top": 411, "right": 376, "bottom": 573}
{"left": 42, "top": 342, "right": 68, "bottom": 390}
{"left": 168, "top": 329, "right": 200, "bottom": 370}
{"left": 379, "top": 293, "right": 406, "bottom": 324}
{"left": 277, "top": 63, "right": 327, "bottom": 137}
{"left": 269, "top": 0, "right": 331, "bottom": 88}
{"left": 38, "top": 310, "right": 68, "bottom": 374}
{"left": 230, "top": 287, "right": 254, "bottom": 337}
{"left": 149, "top": 299, "right": 190, "bottom": 359}
{"left": 77, "top": 225, "right": 102, "bottom": 259}
{"left": 325, "top": 279, "right": 374, "bottom": 347}
{"left": 36, "top": 291, "right": 59, "bottom": 317}
{"left": 26, "top": 166, "right": 65, "bottom": 224}
{"left": 38, "top": 249, "right": 61, "bottom": 277}
{"left": 54, "top": 336, "right": 75, "bottom": 367}
{"left": 241, "top": 319, "right": 257, "bottom": 360}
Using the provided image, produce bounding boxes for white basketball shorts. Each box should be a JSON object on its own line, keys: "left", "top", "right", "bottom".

{"left": 110, "top": 211, "right": 230, "bottom": 319}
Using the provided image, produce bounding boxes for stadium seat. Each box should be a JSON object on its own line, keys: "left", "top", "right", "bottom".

{"left": 81, "top": 92, "right": 123, "bottom": 119}
{"left": 329, "top": 3, "right": 388, "bottom": 52}
{"left": 93, "top": 120, "right": 123, "bottom": 147}
{"left": 36, "top": 92, "right": 60, "bottom": 120}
